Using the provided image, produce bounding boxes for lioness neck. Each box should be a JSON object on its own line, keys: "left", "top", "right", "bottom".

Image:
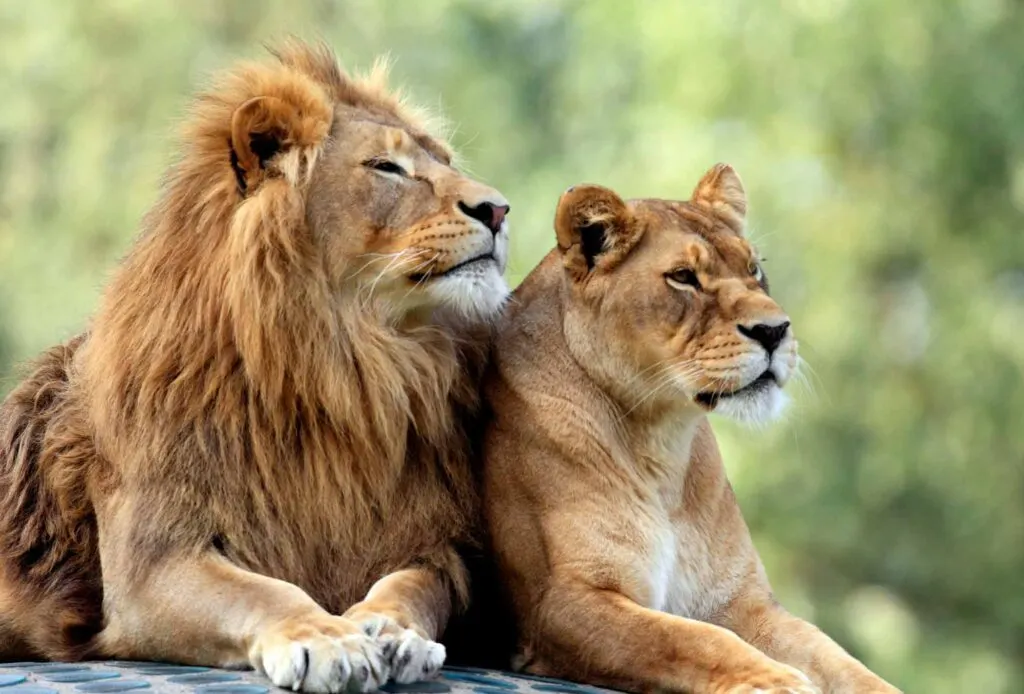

{"left": 560, "top": 295, "right": 707, "bottom": 485}
{"left": 625, "top": 412, "right": 705, "bottom": 488}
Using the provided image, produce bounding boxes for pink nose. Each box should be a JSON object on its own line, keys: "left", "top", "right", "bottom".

{"left": 458, "top": 201, "right": 510, "bottom": 235}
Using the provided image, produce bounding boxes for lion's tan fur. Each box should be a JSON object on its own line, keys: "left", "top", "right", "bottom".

{"left": 481, "top": 167, "right": 900, "bottom": 694}
{"left": 0, "top": 41, "right": 508, "bottom": 688}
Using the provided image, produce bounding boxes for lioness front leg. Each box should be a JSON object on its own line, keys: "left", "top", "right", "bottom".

{"left": 720, "top": 593, "right": 901, "bottom": 694}
{"left": 343, "top": 566, "right": 452, "bottom": 684}
{"left": 533, "top": 582, "right": 819, "bottom": 694}
{"left": 98, "top": 553, "right": 388, "bottom": 693}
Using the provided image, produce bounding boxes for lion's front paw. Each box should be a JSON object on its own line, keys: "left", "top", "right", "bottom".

{"left": 380, "top": 627, "right": 446, "bottom": 684}
{"left": 354, "top": 614, "right": 445, "bottom": 684}
{"left": 716, "top": 662, "right": 820, "bottom": 694}
{"left": 251, "top": 613, "right": 389, "bottom": 693}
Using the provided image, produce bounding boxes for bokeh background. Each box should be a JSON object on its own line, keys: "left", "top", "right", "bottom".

{"left": 2, "top": 1, "right": 1022, "bottom": 691}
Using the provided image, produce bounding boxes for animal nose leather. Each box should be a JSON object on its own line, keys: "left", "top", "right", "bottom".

{"left": 738, "top": 321, "right": 790, "bottom": 355}
{"left": 458, "top": 201, "right": 510, "bottom": 235}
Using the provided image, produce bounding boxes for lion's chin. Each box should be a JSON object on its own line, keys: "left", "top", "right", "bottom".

{"left": 710, "top": 383, "right": 789, "bottom": 427}
{"left": 422, "top": 262, "right": 510, "bottom": 325}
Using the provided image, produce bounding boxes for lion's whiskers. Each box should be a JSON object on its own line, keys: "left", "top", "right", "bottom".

{"left": 790, "top": 355, "right": 824, "bottom": 406}
{"left": 619, "top": 360, "right": 702, "bottom": 421}
{"left": 359, "top": 249, "right": 430, "bottom": 304}
{"left": 399, "top": 253, "right": 442, "bottom": 303}
{"left": 634, "top": 355, "right": 685, "bottom": 382}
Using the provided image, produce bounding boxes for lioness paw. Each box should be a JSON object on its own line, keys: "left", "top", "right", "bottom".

{"left": 723, "top": 686, "right": 819, "bottom": 694}
{"left": 251, "top": 614, "right": 389, "bottom": 693}
{"left": 718, "top": 663, "right": 819, "bottom": 694}
{"left": 352, "top": 614, "right": 445, "bottom": 684}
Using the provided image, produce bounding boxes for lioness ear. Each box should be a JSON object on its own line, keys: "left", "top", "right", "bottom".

{"left": 554, "top": 184, "right": 636, "bottom": 280}
{"left": 229, "top": 95, "right": 327, "bottom": 195}
{"left": 691, "top": 163, "right": 747, "bottom": 234}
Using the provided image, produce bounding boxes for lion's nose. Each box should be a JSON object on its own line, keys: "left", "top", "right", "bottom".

{"left": 458, "top": 200, "right": 510, "bottom": 235}
{"left": 738, "top": 320, "right": 790, "bottom": 355}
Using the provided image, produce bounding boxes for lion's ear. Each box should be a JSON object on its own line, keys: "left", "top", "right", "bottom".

{"left": 691, "top": 163, "right": 747, "bottom": 234}
{"left": 555, "top": 184, "right": 637, "bottom": 280}
{"left": 229, "top": 94, "right": 326, "bottom": 194}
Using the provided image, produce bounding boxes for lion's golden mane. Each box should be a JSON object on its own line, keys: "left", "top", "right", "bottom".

{"left": 0, "top": 41, "right": 501, "bottom": 663}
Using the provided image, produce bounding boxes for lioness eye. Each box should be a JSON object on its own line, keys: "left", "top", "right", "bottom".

{"left": 665, "top": 268, "right": 701, "bottom": 291}
{"left": 365, "top": 158, "right": 407, "bottom": 176}
{"left": 749, "top": 261, "right": 763, "bottom": 281}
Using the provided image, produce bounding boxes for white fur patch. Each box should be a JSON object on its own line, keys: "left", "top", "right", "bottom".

{"left": 715, "top": 383, "right": 789, "bottom": 427}
{"left": 713, "top": 332, "right": 799, "bottom": 427}
{"left": 646, "top": 527, "right": 676, "bottom": 611}
{"left": 427, "top": 261, "right": 510, "bottom": 323}
{"left": 381, "top": 629, "right": 446, "bottom": 684}
{"left": 426, "top": 219, "right": 510, "bottom": 323}
{"left": 354, "top": 614, "right": 445, "bottom": 686}
{"left": 257, "top": 630, "right": 388, "bottom": 693}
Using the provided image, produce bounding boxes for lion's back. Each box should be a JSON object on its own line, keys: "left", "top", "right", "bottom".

{"left": 0, "top": 333, "right": 105, "bottom": 660}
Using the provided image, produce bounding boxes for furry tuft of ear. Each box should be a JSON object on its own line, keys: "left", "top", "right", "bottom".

{"left": 691, "top": 163, "right": 747, "bottom": 234}
{"left": 229, "top": 96, "right": 297, "bottom": 193}
{"left": 554, "top": 184, "right": 638, "bottom": 281}
{"left": 227, "top": 82, "right": 333, "bottom": 196}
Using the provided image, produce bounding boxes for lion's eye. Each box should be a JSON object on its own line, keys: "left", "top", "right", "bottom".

{"left": 365, "top": 158, "right": 407, "bottom": 176}
{"left": 665, "top": 268, "right": 701, "bottom": 291}
{"left": 749, "top": 261, "right": 763, "bottom": 282}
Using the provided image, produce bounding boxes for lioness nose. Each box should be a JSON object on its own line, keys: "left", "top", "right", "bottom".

{"left": 738, "top": 320, "right": 790, "bottom": 355}
{"left": 458, "top": 200, "right": 510, "bottom": 235}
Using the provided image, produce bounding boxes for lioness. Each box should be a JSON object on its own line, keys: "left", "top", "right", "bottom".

{"left": 480, "top": 165, "right": 901, "bottom": 693}
{"left": 0, "top": 42, "right": 509, "bottom": 693}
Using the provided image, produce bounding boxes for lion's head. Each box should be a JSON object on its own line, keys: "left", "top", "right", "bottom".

{"left": 222, "top": 42, "right": 510, "bottom": 325}
{"left": 553, "top": 164, "right": 797, "bottom": 425}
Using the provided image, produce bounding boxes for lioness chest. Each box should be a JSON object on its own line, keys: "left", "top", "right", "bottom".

{"left": 626, "top": 428, "right": 746, "bottom": 621}
{"left": 627, "top": 504, "right": 742, "bottom": 622}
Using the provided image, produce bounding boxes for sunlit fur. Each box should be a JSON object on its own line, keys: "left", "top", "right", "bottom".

{"left": 479, "top": 165, "right": 901, "bottom": 694}
{"left": 0, "top": 40, "right": 509, "bottom": 677}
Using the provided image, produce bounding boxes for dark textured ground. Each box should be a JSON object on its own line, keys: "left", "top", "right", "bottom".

{"left": 0, "top": 662, "right": 609, "bottom": 694}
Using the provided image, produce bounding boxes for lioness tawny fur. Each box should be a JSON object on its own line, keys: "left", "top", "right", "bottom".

{"left": 481, "top": 165, "right": 901, "bottom": 694}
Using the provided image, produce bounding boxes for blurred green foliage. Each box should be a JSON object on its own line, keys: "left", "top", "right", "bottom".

{"left": 2, "top": 1, "right": 1022, "bottom": 691}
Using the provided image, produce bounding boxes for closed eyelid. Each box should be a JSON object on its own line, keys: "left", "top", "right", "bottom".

{"left": 394, "top": 154, "right": 415, "bottom": 176}
{"left": 373, "top": 151, "right": 416, "bottom": 177}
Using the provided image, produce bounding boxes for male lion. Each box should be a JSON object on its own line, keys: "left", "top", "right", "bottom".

{"left": 0, "top": 41, "right": 511, "bottom": 693}
{"left": 481, "top": 165, "right": 901, "bottom": 693}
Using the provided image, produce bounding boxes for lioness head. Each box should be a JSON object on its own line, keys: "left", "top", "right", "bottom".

{"left": 554, "top": 164, "right": 797, "bottom": 424}
{"left": 225, "top": 42, "right": 510, "bottom": 325}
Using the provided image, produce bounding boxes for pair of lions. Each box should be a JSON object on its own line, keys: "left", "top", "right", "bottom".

{"left": 0, "top": 42, "right": 898, "bottom": 694}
